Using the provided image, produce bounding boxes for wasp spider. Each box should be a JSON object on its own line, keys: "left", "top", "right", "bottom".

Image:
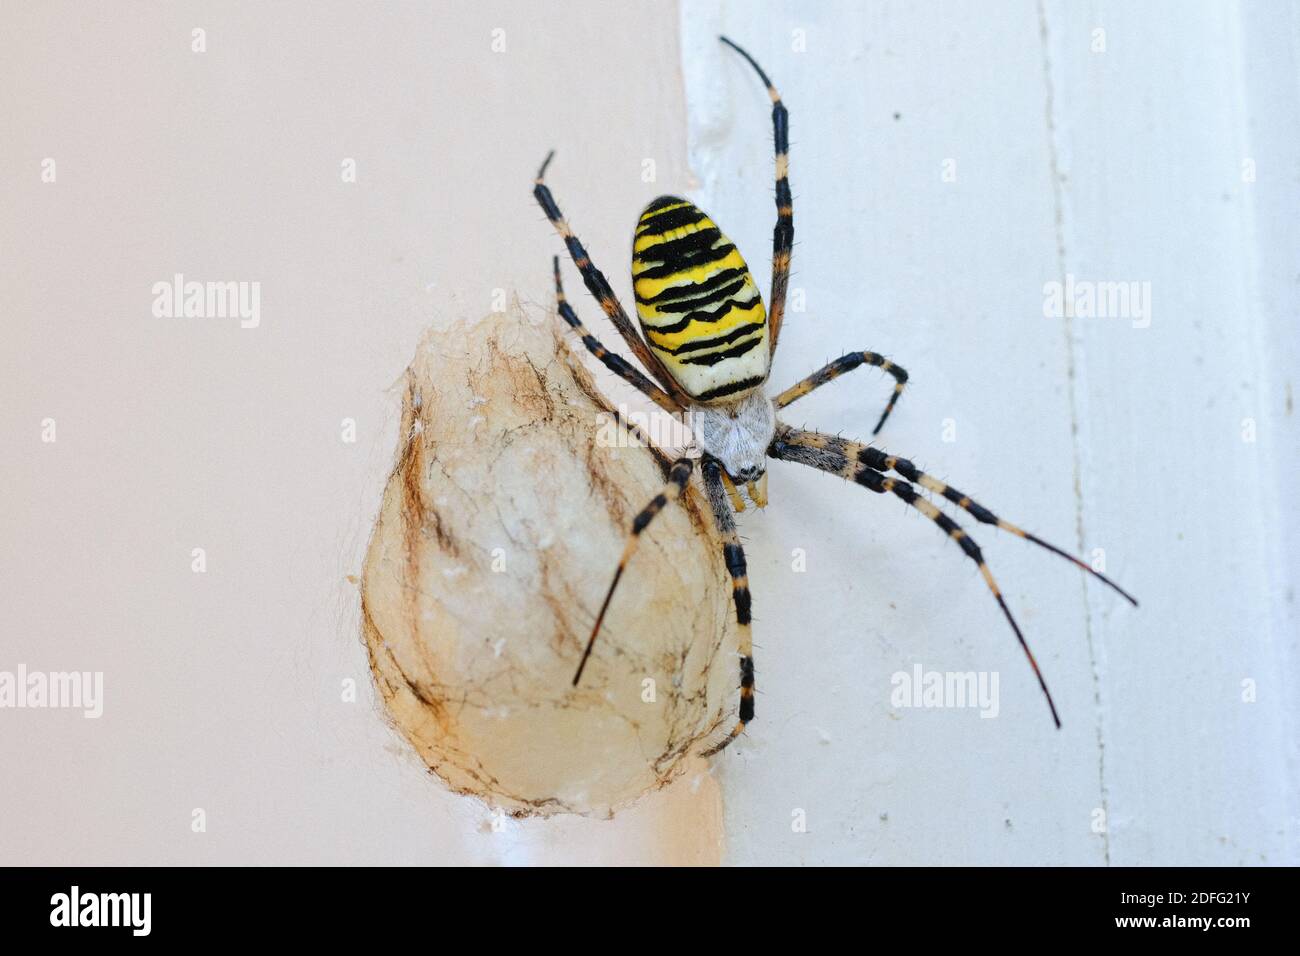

{"left": 533, "top": 36, "right": 1137, "bottom": 756}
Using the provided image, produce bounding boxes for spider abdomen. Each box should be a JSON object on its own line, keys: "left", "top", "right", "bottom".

{"left": 632, "top": 197, "right": 769, "bottom": 404}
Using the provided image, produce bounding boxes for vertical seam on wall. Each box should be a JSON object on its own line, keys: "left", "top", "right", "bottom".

{"left": 1036, "top": 0, "right": 1110, "bottom": 866}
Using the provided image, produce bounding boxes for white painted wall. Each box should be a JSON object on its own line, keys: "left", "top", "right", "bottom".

{"left": 682, "top": 0, "right": 1298, "bottom": 864}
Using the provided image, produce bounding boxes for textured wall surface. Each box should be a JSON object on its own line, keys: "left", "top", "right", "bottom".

{"left": 682, "top": 0, "right": 1298, "bottom": 865}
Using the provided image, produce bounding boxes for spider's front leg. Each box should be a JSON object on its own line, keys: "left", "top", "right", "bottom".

{"left": 769, "top": 423, "right": 1140, "bottom": 728}
{"left": 572, "top": 455, "right": 695, "bottom": 686}
{"left": 768, "top": 425, "right": 1063, "bottom": 727}
{"left": 700, "top": 458, "right": 756, "bottom": 756}
{"left": 776, "top": 425, "right": 1138, "bottom": 606}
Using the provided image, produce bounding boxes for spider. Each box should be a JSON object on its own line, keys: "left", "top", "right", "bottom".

{"left": 533, "top": 36, "right": 1137, "bottom": 756}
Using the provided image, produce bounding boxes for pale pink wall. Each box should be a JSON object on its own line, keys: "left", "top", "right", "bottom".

{"left": 1, "top": 0, "right": 720, "bottom": 865}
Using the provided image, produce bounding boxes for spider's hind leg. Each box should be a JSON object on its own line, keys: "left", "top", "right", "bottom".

{"left": 700, "top": 458, "right": 755, "bottom": 756}
{"left": 720, "top": 36, "right": 792, "bottom": 356}
{"left": 534, "top": 154, "right": 690, "bottom": 408}
{"left": 552, "top": 257, "right": 681, "bottom": 415}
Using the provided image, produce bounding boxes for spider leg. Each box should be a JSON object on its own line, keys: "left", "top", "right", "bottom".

{"left": 534, "top": 154, "right": 691, "bottom": 408}
{"left": 553, "top": 257, "right": 681, "bottom": 414}
{"left": 776, "top": 426, "right": 1138, "bottom": 606}
{"left": 605, "top": 404, "right": 656, "bottom": 452}
{"left": 775, "top": 351, "right": 910, "bottom": 435}
{"left": 718, "top": 468, "right": 747, "bottom": 512}
{"left": 720, "top": 37, "right": 792, "bottom": 357}
{"left": 770, "top": 428, "right": 1062, "bottom": 728}
{"left": 700, "top": 458, "right": 755, "bottom": 756}
{"left": 572, "top": 455, "right": 695, "bottom": 686}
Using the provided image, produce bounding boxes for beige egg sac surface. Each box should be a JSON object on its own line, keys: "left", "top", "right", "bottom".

{"left": 362, "top": 308, "right": 737, "bottom": 817}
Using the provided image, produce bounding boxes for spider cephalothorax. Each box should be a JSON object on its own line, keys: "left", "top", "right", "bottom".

{"left": 690, "top": 394, "right": 776, "bottom": 486}
{"left": 533, "top": 37, "right": 1137, "bottom": 756}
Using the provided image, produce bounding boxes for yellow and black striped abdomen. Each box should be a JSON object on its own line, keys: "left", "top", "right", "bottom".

{"left": 632, "top": 197, "right": 768, "bottom": 405}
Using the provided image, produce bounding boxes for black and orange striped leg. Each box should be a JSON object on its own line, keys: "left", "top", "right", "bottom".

{"left": 769, "top": 428, "right": 1062, "bottom": 728}
{"left": 861, "top": 445, "right": 1139, "bottom": 606}
{"left": 572, "top": 455, "right": 696, "bottom": 686}
{"left": 775, "top": 352, "right": 910, "bottom": 434}
{"left": 534, "top": 153, "right": 691, "bottom": 408}
{"left": 552, "top": 257, "right": 682, "bottom": 415}
{"left": 720, "top": 37, "right": 792, "bottom": 355}
{"left": 777, "top": 427, "right": 1138, "bottom": 606}
{"left": 700, "top": 458, "right": 755, "bottom": 756}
